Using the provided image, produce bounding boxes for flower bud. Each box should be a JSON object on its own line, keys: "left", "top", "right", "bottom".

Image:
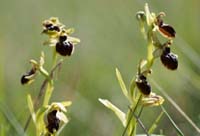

{"left": 136, "top": 11, "right": 146, "bottom": 22}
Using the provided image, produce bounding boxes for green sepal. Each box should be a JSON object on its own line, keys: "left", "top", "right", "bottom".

{"left": 153, "top": 48, "right": 163, "bottom": 58}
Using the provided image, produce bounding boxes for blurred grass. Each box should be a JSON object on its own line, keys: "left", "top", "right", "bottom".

{"left": 0, "top": 0, "right": 200, "bottom": 135}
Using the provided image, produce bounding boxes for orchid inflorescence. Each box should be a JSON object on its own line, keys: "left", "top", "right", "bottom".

{"left": 99, "top": 3, "right": 179, "bottom": 136}
{"left": 21, "top": 17, "right": 80, "bottom": 135}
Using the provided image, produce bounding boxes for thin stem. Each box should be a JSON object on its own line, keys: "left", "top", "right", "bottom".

{"left": 161, "top": 105, "right": 184, "bottom": 136}
{"left": 52, "top": 48, "right": 58, "bottom": 68}
{"left": 146, "top": 29, "right": 154, "bottom": 69}
{"left": 43, "top": 83, "right": 54, "bottom": 106}
{"left": 137, "top": 105, "right": 144, "bottom": 118}
{"left": 132, "top": 112, "right": 150, "bottom": 136}
{"left": 122, "top": 94, "right": 142, "bottom": 136}
{"left": 151, "top": 79, "right": 200, "bottom": 134}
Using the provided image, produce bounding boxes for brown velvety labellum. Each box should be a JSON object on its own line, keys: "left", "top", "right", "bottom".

{"left": 159, "top": 24, "right": 176, "bottom": 38}
{"left": 136, "top": 75, "right": 151, "bottom": 95}
{"left": 160, "top": 53, "right": 178, "bottom": 70}
{"left": 56, "top": 41, "right": 73, "bottom": 56}
{"left": 136, "top": 81, "right": 151, "bottom": 95}
{"left": 47, "top": 110, "right": 60, "bottom": 134}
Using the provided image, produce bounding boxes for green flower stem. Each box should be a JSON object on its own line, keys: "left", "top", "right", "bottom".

{"left": 122, "top": 94, "right": 142, "bottom": 136}
{"left": 146, "top": 29, "right": 155, "bottom": 69}
{"left": 36, "top": 121, "right": 43, "bottom": 136}
{"left": 52, "top": 48, "right": 58, "bottom": 68}
{"left": 39, "top": 65, "right": 54, "bottom": 106}
{"left": 131, "top": 112, "right": 150, "bottom": 136}
{"left": 43, "top": 83, "right": 54, "bottom": 106}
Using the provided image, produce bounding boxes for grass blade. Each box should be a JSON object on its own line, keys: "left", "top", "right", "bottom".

{"left": 0, "top": 102, "right": 26, "bottom": 136}
{"left": 161, "top": 105, "right": 184, "bottom": 136}
{"left": 151, "top": 79, "right": 200, "bottom": 134}
{"left": 148, "top": 111, "right": 164, "bottom": 134}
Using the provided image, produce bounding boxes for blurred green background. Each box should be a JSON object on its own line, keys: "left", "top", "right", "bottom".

{"left": 0, "top": 0, "right": 200, "bottom": 135}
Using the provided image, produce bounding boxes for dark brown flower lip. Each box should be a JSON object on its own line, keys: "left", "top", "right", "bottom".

{"left": 46, "top": 110, "right": 60, "bottom": 134}
{"left": 56, "top": 41, "right": 74, "bottom": 56}
{"left": 136, "top": 74, "right": 151, "bottom": 95}
{"left": 44, "top": 23, "right": 53, "bottom": 28}
{"left": 136, "top": 81, "right": 151, "bottom": 95}
{"left": 20, "top": 68, "right": 37, "bottom": 85}
{"left": 42, "top": 22, "right": 61, "bottom": 34}
{"left": 159, "top": 23, "right": 176, "bottom": 38}
{"left": 160, "top": 52, "right": 178, "bottom": 70}
{"left": 21, "top": 75, "right": 30, "bottom": 84}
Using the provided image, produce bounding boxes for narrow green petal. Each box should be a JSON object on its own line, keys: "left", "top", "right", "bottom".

{"left": 61, "top": 101, "right": 72, "bottom": 107}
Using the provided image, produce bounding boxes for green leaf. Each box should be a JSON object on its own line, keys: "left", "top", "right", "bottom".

{"left": 99, "top": 98, "right": 126, "bottom": 127}
{"left": 27, "top": 94, "right": 36, "bottom": 124}
{"left": 115, "top": 68, "right": 130, "bottom": 102}
{"left": 129, "top": 79, "right": 136, "bottom": 101}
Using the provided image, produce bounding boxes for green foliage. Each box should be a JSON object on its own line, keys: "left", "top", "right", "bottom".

{"left": 0, "top": 0, "right": 200, "bottom": 135}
